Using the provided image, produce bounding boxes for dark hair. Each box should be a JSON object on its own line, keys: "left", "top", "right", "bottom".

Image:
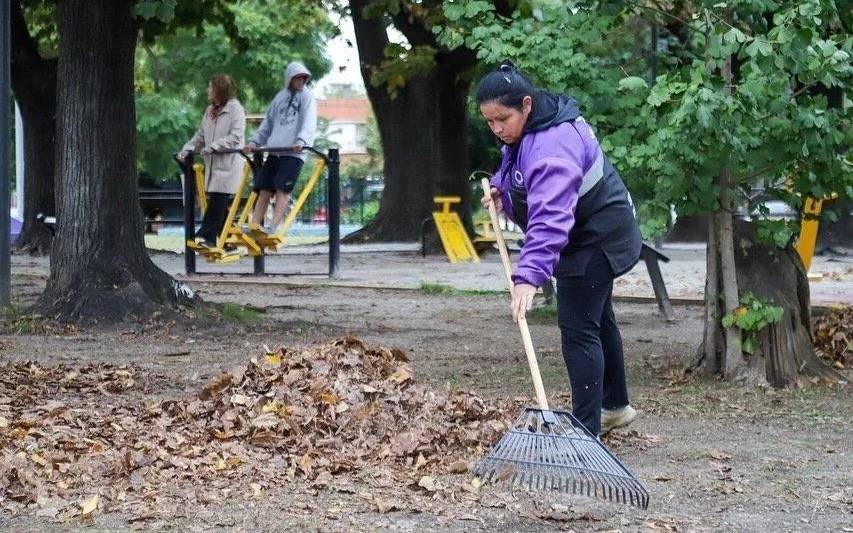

{"left": 475, "top": 60, "right": 536, "bottom": 110}
{"left": 209, "top": 73, "right": 236, "bottom": 105}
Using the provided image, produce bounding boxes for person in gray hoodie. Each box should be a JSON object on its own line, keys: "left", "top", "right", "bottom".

{"left": 243, "top": 62, "right": 317, "bottom": 233}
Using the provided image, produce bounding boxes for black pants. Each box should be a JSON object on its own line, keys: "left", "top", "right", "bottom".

{"left": 197, "top": 192, "right": 231, "bottom": 243}
{"left": 556, "top": 250, "right": 630, "bottom": 435}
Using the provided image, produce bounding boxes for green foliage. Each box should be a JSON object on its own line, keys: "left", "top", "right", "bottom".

{"left": 437, "top": 0, "right": 852, "bottom": 243}
{"left": 358, "top": 0, "right": 468, "bottom": 98}
{"left": 755, "top": 218, "right": 797, "bottom": 248}
{"left": 342, "top": 199, "right": 380, "bottom": 225}
{"left": 134, "top": 0, "right": 178, "bottom": 23}
{"left": 20, "top": 0, "right": 59, "bottom": 58}
{"left": 136, "top": 93, "right": 196, "bottom": 184}
{"left": 368, "top": 44, "right": 438, "bottom": 98}
{"left": 135, "top": 0, "right": 334, "bottom": 181}
{"left": 722, "top": 293, "right": 784, "bottom": 354}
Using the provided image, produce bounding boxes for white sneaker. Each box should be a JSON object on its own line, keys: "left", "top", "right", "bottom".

{"left": 601, "top": 405, "right": 637, "bottom": 435}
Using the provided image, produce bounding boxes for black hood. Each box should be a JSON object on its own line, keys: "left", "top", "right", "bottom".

{"left": 524, "top": 91, "right": 581, "bottom": 133}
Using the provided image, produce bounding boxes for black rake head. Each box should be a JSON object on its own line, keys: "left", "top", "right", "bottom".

{"left": 473, "top": 408, "right": 649, "bottom": 509}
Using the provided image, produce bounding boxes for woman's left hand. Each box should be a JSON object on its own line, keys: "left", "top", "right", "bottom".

{"left": 511, "top": 283, "right": 537, "bottom": 322}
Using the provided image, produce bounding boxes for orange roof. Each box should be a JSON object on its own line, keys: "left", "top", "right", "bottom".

{"left": 317, "top": 97, "right": 372, "bottom": 123}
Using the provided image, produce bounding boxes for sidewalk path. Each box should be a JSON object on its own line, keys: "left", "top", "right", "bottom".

{"left": 11, "top": 243, "right": 852, "bottom": 307}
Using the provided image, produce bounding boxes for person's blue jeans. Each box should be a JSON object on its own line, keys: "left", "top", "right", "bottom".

{"left": 555, "top": 250, "right": 630, "bottom": 435}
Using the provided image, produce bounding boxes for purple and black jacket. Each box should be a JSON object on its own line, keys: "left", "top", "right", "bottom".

{"left": 490, "top": 92, "right": 642, "bottom": 287}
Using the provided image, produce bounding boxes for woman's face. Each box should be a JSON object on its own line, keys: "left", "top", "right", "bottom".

{"left": 479, "top": 96, "right": 532, "bottom": 145}
{"left": 206, "top": 83, "right": 216, "bottom": 105}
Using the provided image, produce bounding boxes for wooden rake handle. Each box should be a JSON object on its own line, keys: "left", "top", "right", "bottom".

{"left": 481, "top": 179, "right": 550, "bottom": 411}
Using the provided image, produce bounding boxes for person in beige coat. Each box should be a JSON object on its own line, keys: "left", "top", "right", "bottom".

{"left": 179, "top": 73, "right": 246, "bottom": 247}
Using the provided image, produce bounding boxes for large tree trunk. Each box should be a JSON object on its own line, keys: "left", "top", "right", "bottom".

{"left": 38, "top": 0, "right": 191, "bottom": 322}
{"left": 693, "top": 220, "right": 844, "bottom": 386}
{"left": 10, "top": 1, "right": 56, "bottom": 254}
{"left": 732, "top": 221, "right": 844, "bottom": 386}
{"left": 347, "top": 0, "right": 476, "bottom": 241}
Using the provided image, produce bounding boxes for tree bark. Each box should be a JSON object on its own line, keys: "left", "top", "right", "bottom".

{"left": 346, "top": 0, "right": 476, "bottom": 241}
{"left": 732, "top": 221, "right": 844, "bottom": 387}
{"left": 694, "top": 213, "right": 722, "bottom": 373}
{"left": 10, "top": 1, "right": 56, "bottom": 254}
{"left": 716, "top": 55, "right": 744, "bottom": 376}
{"left": 38, "top": 0, "right": 192, "bottom": 322}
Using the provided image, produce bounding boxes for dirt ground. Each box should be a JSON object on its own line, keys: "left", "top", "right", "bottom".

{"left": 1, "top": 269, "right": 851, "bottom": 532}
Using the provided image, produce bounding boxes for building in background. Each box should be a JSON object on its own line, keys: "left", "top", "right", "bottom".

{"left": 317, "top": 97, "right": 372, "bottom": 166}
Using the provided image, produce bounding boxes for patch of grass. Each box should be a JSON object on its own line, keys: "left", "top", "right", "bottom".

{"left": 0, "top": 304, "right": 76, "bottom": 335}
{"left": 456, "top": 288, "right": 503, "bottom": 296}
{"left": 221, "top": 303, "right": 262, "bottom": 324}
{"left": 419, "top": 282, "right": 455, "bottom": 295}
{"left": 418, "top": 282, "right": 502, "bottom": 297}
{"left": 527, "top": 304, "right": 557, "bottom": 321}
{"left": 0, "top": 303, "right": 27, "bottom": 322}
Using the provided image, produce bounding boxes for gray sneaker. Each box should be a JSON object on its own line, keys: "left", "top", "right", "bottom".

{"left": 601, "top": 405, "right": 637, "bottom": 435}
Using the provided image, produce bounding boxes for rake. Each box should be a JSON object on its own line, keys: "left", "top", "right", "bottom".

{"left": 473, "top": 178, "right": 649, "bottom": 509}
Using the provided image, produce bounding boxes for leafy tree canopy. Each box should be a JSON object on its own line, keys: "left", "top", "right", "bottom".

{"left": 135, "top": 0, "right": 335, "bottom": 182}
{"left": 439, "top": 0, "right": 851, "bottom": 241}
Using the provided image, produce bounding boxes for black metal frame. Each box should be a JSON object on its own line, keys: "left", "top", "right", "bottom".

{"left": 174, "top": 146, "right": 340, "bottom": 278}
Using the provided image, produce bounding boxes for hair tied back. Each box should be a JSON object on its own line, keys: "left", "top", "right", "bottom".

{"left": 499, "top": 60, "right": 518, "bottom": 73}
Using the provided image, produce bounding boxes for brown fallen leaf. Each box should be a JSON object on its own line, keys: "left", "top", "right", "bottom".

{"left": 200, "top": 372, "right": 232, "bottom": 399}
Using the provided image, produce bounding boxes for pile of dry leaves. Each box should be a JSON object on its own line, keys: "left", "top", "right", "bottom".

{"left": 0, "top": 337, "right": 513, "bottom": 520}
{"left": 813, "top": 306, "right": 852, "bottom": 369}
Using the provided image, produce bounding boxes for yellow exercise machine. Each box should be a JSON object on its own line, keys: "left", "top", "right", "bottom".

{"left": 185, "top": 160, "right": 262, "bottom": 263}
{"left": 184, "top": 156, "right": 326, "bottom": 262}
{"left": 795, "top": 196, "right": 825, "bottom": 272}
{"left": 431, "top": 196, "right": 479, "bottom": 263}
{"left": 174, "top": 146, "right": 342, "bottom": 277}
{"left": 242, "top": 158, "right": 327, "bottom": 251}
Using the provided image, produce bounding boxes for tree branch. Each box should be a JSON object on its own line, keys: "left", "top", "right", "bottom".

{"left": 438, "top": 45, "right": 478, "bottom": 75}
{"left": 623, "top": 0, "right": 706, "bottom": 36}
{"left": 349, "top": 0, "right": 391, "bottom": 69}
{"left": 389, "top": 3, "right": 437, "bottom": 48}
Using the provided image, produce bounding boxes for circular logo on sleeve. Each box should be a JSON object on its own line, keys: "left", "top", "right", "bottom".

{"left": 513, "top": 169, "right": 524, "bottom": 186}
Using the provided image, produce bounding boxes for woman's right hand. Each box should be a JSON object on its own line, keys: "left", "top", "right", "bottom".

{"left": 242, "top": 143, "right": 255, "bottom": 154}
{"left": 481, "top": 186, "right": 503, "bottom": 213}
{"left": 178, "top": 150, "right": 190, "bottom": 161}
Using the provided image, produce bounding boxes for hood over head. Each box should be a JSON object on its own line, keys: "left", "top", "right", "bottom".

{"left": 284, "top": 62, "right": 312, "bottom": 90}
{"left": 524, "top": 91, "right": 581, "bottom": 133}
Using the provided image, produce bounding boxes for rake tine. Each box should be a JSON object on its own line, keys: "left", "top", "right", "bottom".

{"left": 474, "top": 408, "right": 648, "bottom": 509}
